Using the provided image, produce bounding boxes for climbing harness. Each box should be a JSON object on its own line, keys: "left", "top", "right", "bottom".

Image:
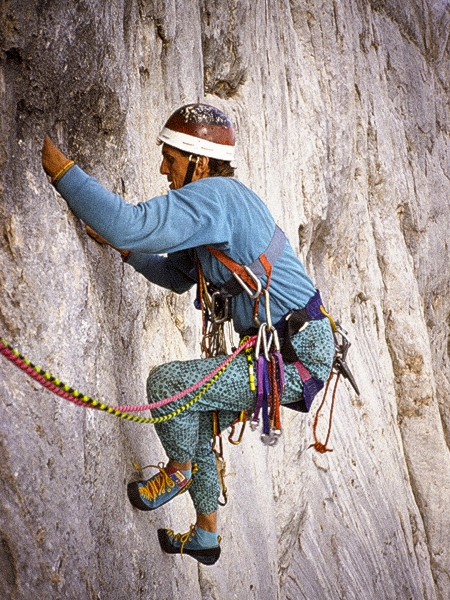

{"left": 0, "top": 337, "right": 255, "bottom": 425}
{"left": 203, "top": 229, "right": 351, "bottom": 449}
{"left": 196, "top": 230, "right": 289, "bottom": 499}
{"left": 206, "top": 225, "right": 286, "bottom": 325}
{"left": 200, "top": 239, "right": 360, "bottom": 454}
{"left": 198, "top": 232, "right": 287, "bottom": 499}
{"left": 203, "top": 226, "right": 288, "bottom": 447}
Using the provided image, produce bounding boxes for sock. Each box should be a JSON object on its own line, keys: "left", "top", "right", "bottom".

{"left": 195, "top": 526, "right": 219, "bottom": 548}
{"left": 165, "top": 465, "right": 191, "bottom": 488}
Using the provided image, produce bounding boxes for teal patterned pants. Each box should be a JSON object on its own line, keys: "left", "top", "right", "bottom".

{"left": 148, "top": 318, "right": 334, "bottom": 515}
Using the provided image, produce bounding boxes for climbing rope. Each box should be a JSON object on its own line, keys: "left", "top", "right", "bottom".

{"left": 309, "top": 370, "right": 341, "bottom": 453}
{"left": 1, "top": 335, "right": 348, "bottom": 452}
{"left": 0, "top": 337, "right": 255, "bottom": 425}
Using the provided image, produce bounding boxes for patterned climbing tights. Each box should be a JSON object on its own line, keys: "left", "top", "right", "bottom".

{"left": 148, "top": 318, "right": 334, "bottom": 515}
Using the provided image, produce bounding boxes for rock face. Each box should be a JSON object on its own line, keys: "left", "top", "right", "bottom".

{"left": 1, "top": 1, "right": 449, "bottom": 598}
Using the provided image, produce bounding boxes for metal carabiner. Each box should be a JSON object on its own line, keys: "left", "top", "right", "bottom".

{"left": 255, "top": 323, "right": 272, "bottom": 361}
{"left": 216, "top": 454, "right": 229, "bottom": 506}
{"left": 262, "top": 326, "right": 273, "bottom": 360}
{"left": 232, "top": 266, "right": 262, "bottom": 299}
{"left": 263, "top": 289, "right": 272, "bottom": 329}
{"left": 250, "top": 417, "right": 260, "bottom": 431}
{"left": 211, "top": 410, "right": 224, "bottom": 458}
{"left": 260, "top": 429, "right": 281, "bottom": 446}
{"left": 228, "top": 410, "right": 247, "bottom": 445}
{"left": 212, "top": 430, "right": 224, "bottom": 459}
{"left": 255, "top": 323, "right": 266, "bottom": 359}
{"left": 271, "top": 326, "right": 280, "bottom": 352}
{"left": 334, "top": 322, "right": 350, "bottom": 359}
{"left": 211, "top": 290, "right": 231, "bottom": 324}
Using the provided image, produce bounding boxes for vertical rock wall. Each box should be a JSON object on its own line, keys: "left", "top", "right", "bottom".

{"left": 1, "top": 1, "right": 449, "bottom": 598}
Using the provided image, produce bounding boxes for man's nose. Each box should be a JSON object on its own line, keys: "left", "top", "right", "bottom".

{"left": 160, "top": 158, "right": 169, "bottom": 175}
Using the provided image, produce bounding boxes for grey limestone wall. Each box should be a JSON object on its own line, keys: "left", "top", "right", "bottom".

{"left": 1, "top": 1, "right": 450, "bottom": 598}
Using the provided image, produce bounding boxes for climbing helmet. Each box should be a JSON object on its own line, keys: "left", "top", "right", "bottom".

{"left": 157, "top": 103, "right": 235, "bottom": 162}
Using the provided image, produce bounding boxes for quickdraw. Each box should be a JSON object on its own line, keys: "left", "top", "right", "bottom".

{"left": 250, "top": 292, "right": 286, "bottom": 446}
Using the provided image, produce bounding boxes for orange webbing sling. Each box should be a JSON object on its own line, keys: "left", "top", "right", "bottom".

{"left": 206, "top": 225, "right": 287, "bottom": 297}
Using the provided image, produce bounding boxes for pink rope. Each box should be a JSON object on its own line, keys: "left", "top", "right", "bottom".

{"left": 1, "top": 337, "right": 256, "bottom": 413}
{"left": 0, "top": 346, "right": 92, "bottom": 408}
{"left": 113, "top": 336, "right": 256, "bottom": 411}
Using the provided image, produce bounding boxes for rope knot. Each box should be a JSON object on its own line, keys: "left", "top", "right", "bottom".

{"left": 308, "top": 442, "right": 333, "bottom": 454}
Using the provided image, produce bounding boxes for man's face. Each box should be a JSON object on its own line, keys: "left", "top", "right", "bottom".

{"left": 160, "top": 144, "right": 191, "bottom": 190}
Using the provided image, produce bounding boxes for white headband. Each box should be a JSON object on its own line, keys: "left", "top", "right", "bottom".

{"left": 158, "top": 127, "right": 235, "bottom": 161}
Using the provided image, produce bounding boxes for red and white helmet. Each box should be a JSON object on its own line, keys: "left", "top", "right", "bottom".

{"left": 158, "top": 103, "right": 235, "bottom": 161}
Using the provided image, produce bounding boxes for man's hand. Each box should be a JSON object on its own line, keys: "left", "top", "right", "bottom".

{"left": 85, "top": 225, "right": 110, "bottom": 246}
{"left": 41, "top": 135, "right": 74, "bottom": 182}
{"left": 85, "top": 224, "right": 131, "bottom": 261}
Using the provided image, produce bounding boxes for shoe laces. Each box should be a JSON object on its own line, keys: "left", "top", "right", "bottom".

{"left": 166, "top": 524, "right": 222, "bottom": 557}
{"left": 166, "top": 524, "right": 197, "bottom": 556}
{"left": 132, "top": 461, "right": 198, "bottom": 503}
{"left": 139, "top": 462, "right": 177, "bottom": 502}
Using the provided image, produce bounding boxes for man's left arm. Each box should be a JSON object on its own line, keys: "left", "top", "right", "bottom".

{"left": 127, "top": 249, "right": 197, "bottom": 293}
{"left": 84, "top": 225, "right": 197, "bottom": 293}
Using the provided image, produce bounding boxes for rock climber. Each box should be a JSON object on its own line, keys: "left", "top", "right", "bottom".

{"left": 41, "top": 103, "right": 335, "bottom": 566}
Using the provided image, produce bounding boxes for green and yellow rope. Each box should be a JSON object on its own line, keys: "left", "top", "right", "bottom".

{"left": 0, "top": 337, "right": 232, "bottom": 424}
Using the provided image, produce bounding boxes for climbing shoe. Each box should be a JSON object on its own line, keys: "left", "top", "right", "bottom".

{"left": 127, "top": 462, "right": 196, "bottom": 511}
{"left": 157, "top": 524, "right": 221, "bottom": 566}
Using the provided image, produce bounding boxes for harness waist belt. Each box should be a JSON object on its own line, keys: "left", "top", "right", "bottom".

{"left": 280, "top": 290, "right": 326, "bottom": 363}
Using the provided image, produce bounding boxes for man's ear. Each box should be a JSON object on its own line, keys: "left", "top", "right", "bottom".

{"left": 195, "top": 156, "right": 210, "bottom": 178}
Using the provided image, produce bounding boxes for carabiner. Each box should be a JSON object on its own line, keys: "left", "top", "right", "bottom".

{"left": 211, "top": 290, "right": 231, "bottom": 324}
{"left": 255, "top": 323, "right": 266, "bottom": 359}
{"left": 216, "top": 454, "right": 229, "bottom": 506}
{"left": 262, "top": 327, "right": 273, "bottom": 360}
{"left": 263, "top": 289, "right": 272, "bottom": 329}
{"left": 271, "top": 326, "right": 280, "bottom": 352}
{"left": 232, "top": 266, "right": 262, "bottom": 299}
{"left": 260, "top": 429, "right": 281, "bottom": 446}
{"left": 334, "top": 322, "right": 351, "bottom": 361}
{"left": 211, "top": 410, "right": 224, "bottom": 458}
{"left": 212, "top": 430, "right": 224, "bottom": 459}
{"left": 228, "top": 411, "right": 247, "bottom": 445}
{"left": 250, "top": 417, "right": 260, "bottom": 431}
{"left": 255, "top": 323, "right": 272, "bottom": 361}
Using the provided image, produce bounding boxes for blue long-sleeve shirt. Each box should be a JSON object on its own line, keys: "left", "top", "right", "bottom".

{"left": 55, "top": 166, "right": 317, "bottom": 334}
